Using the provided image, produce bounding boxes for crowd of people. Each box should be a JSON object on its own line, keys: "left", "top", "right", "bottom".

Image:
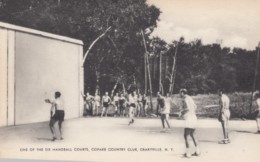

{"left": 81, "top": 90, "right": 150, "bottom": 119}
{"left": 45, "top": 89, "right": 260, "bottom": 158}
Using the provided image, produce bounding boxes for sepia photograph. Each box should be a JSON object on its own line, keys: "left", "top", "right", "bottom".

{"left": 0, "top": 0, "right": 260, "bottom": 162}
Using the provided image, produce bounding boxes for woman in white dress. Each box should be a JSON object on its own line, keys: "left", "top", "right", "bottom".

{"left": 180, "top": 89, "right": 200, "bottom": 158}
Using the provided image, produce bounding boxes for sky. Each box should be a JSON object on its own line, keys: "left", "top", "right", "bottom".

{"left": 147, "top": 0, "right": 260, "bottom": 50}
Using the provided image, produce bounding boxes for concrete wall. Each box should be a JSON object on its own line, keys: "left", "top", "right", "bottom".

{"left": 0, "top": 22, "right": 84, "bottom": 126}
{"left": 0, "top": 28, "right": 15, "bottom": 127}
{"left": 0, "top": 28, "right": 8, "bottom": 127}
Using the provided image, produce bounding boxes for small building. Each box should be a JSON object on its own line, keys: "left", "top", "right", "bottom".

{"left": 0, "top": 22, "right": 84, "bottom": 127}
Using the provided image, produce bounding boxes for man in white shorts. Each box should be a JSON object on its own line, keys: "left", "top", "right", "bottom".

{"left": 180, "top": 89, "right": 200, "bottom": 158}
{"left": 218, "top": 89, "right": 231, "bottom": 144}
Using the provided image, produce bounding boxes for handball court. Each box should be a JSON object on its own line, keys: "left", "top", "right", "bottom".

{"left": 0, "top": 117, "right": 259, "bottom": 162}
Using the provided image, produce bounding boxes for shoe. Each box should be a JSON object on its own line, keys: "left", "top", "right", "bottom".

{"left": 226, "top": 138, "right": 231, "bottom": 143}
{"left": 60, "top": 137, "right": 64, "bottom": 140}
{"left": 51, "top": 137, "right": 57, "bottom": 141}
{"left": 218, "top": 139, "right": 229, "bottom": 144}
{"left": 192, "top": 152, "right": 200, "bottom": 156}
{"left": 132, "top": 119, "right": 135, "bottom": 123}
{"left": 184, "top": 153, "right": 191, "bottom": 158}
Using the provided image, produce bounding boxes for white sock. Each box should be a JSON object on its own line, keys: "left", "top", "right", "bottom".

{"left": 196, "top": 147, "right": 200, "bottom": 154}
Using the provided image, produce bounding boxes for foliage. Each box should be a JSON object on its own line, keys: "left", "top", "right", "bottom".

{"left": 0, "top": 0, "right": 259, "bottom": 96}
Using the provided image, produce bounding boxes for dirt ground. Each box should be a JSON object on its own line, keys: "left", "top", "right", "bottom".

{"left": 0, "top": 117, "right": 259, "bottom": 162}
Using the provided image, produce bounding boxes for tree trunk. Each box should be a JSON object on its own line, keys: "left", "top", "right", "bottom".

{"left": 146, "top": 53, "right": 153, "bottom": 112}
{"left": 141, "top": 29, "right": 153, "bottom": 112}
{"left": 82, "top": 26, "right": 112, "bottom": 66}
{"left": 169, "top": 42, "right": 179, "bottom": 95}
{"left": 159, "top": 52, "right": 162, "bottom": 94}
{"left": 95, "top": 66, "right": 100, "bottom": 94}
{"left": 111, "top": 81, "right": 119, "bottom": 97}
{"left": 144, "top": 48, "right": 147, "bottom": 94}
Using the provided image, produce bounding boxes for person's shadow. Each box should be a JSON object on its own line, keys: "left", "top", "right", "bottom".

{"left": 234, "top": 130, "right": 255, "bottom": 134}
{"left": 35, "top": 137, "right": 53, "bottom": 141}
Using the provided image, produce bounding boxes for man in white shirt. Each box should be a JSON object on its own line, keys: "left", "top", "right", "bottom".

{"left": 218, "top": 89, "right": 231, "bottom": 144}
{"left": 45, "top": 91, "right": 65, "bottom": 141}
{"left": 180, "top": 89, "right": 200, "bottom": 158}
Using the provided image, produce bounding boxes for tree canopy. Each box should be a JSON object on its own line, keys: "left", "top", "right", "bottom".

{"left": 0, "top": 0, "right": 259, "bottom": 95}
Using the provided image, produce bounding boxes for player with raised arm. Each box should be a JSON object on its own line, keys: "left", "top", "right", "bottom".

{"left": 45, "top": 91, "right": 65, "bottom": 141}
{"left": 157, "top": 93, "right": 171, "bottom": 131}
{"left": 81, "top": 92, "right": 94, "bottom": 116}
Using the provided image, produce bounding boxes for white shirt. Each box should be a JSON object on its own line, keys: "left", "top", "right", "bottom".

{"left": 183, "top": 95, "right": 197, "bottom": 115}
{"left": 257, "top": 98, "right": 260, "bottom": 110}
{"left": 51, "top": 98, "right": 64, "bottom": 111}
{"left": 113, "top": 96, "right": 119, "bottom": 102}
{"left": 220, "top": 94, "right": 230, "bottom": 111}
{"left": 128, "top": 95, "right": 135, "bottom": 104}
{"left": 94, "top": 95, "right": 100, "bottom": 102}
{"left": 161, "top": 97, "right": 171, "bottom": 114}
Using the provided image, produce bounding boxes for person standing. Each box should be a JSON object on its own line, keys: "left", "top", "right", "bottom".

{"left": 157, "top": 93, "right": 171, "bottom": 131}
{"left": 156, "top": 91, "right": 162, "bottom": 117}
{"left": 137, "top": 93, "right": 143, "bottom": 117}
{"left": 180, "top": 89, "right": 200, "bottom": 158}
{"left": 45, "top": 91, "right": 65, "bottom": 141}
{"left": 218, "top": 89, "right": 231, "bottom": 144}
{"left": 94, "top": 91, "right": 101, "bottom": 116}
{"left": 254, "top": 91, "right": 260, "bottom": 133}
{"left": 81, "top": 92, "right": 94, "bottom": 116}
{"left": 101, "top": 92, "right": 111, "bottom": 117}
{"left": 142, "top": 94, "right": 148, "bottom": 117}
{"left": 113, "top": 93, "right": 120, "bottom": 117}
{"left": 118, "top": 93, "right": 126, "bottom": 117}
{"left": 128, "top": 91, "right": 137, "bottom": 125}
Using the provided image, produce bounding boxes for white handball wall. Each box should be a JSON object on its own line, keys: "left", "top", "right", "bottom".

{"left": 15, "top": 32, "right": 83, "bottom": 125}
{"left": 0, "top": 22, "right": 84, "bottom": 126}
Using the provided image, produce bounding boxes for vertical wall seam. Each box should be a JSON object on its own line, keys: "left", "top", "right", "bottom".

{"left": 6, "top": 30, "right": 9, "bottom": 126}
{"left": 78, "top": 45, "right": 81, "bottom": 117}
{"left": 14, "top": 31, "right": 16, "bottom": 126}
